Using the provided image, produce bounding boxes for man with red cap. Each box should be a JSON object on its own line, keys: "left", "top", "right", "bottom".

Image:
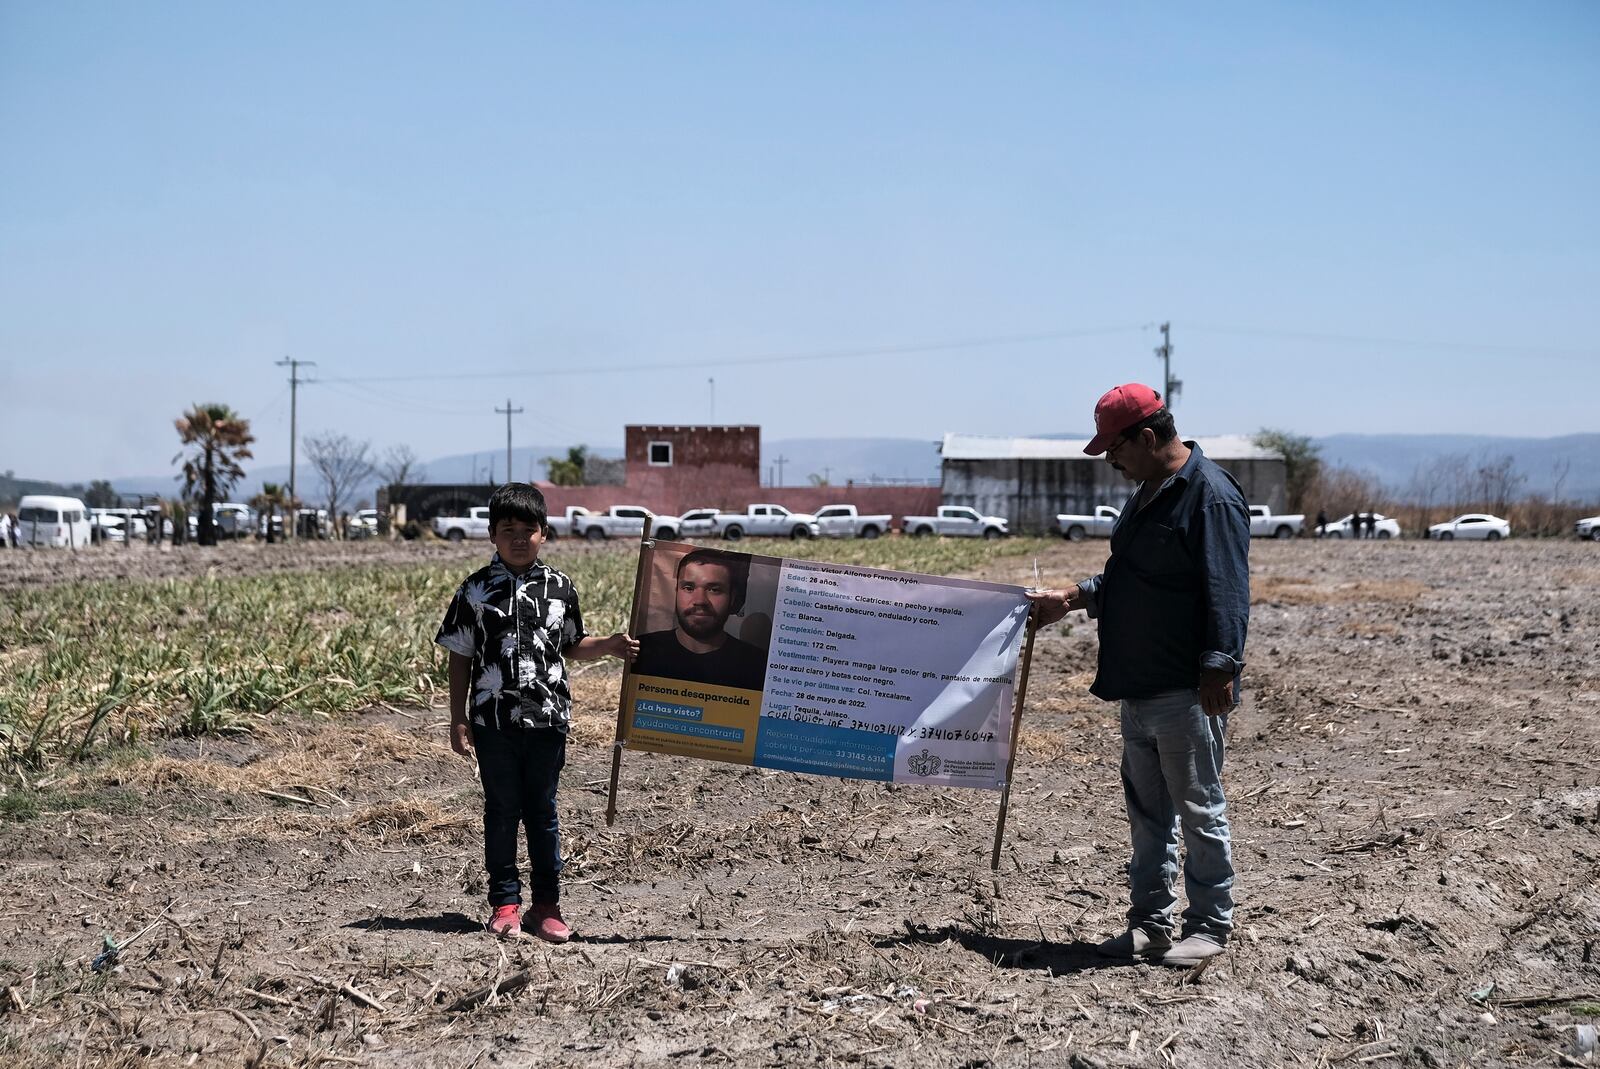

{"left": 1029, "top": 383, "right": 1250, "bottom": 967}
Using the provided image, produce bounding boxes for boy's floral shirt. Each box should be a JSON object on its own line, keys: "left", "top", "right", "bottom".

{"left": 434, "top": 555, "right": 586, "bottom": 732}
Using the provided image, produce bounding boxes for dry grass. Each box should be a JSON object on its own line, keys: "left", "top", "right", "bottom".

{"left": 1017, "top": 725, "right": 1093, "bottom": 763}
{"left": 343, "top": 797, "right": 471, "bottom": 841}
{"left": 1338, "top": 619, "right": 1403, "bottom": 637}
{"left": 1253, "top": 576, "right": 1429, "bottom": 606}
{"left": 74, "top": 723, "right": 436, "bottom": 795}
{"left": 569, "top": 670, "right": 627, "bottom": 748}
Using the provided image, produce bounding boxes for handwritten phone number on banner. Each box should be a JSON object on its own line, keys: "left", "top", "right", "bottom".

{"left": 840, "top": 721, "right": 998, "bottom": 743}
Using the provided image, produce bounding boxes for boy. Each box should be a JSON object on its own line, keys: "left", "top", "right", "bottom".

{"left": 435, "top": 483, "right": 637, "bottom": 942}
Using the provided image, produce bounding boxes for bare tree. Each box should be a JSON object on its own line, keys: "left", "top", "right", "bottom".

{"left": 304, "top": 434, "right": 374, "bottom": 538}
{"left": 1473, "top": 454, "right": 1524, "bottom": 515}
{"left": 1305, "top": 464, "right": 1386, "bottom": 522}
{"left": 378, "top": 444, "right": 425, "bottom": 487}
{"left": 1427, "top": 453, "right": 1472, "bottom": 514}
{"left": 1548, "top": 458, "right": 1571, "bottom": 507}
{"left": 1517, "top": 459, "right": 1574, "bottom": 538}
{"left": 1404, "top": 461, "right": 1439, "bottom": 530}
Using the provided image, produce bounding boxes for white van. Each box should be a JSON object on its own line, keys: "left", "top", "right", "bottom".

{"left": 17, "top": 495, "right": 93, "bottom": 549}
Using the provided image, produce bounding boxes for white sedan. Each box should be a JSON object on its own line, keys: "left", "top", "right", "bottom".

{"left": 1576, "top": 515, "right": 1600, "bottom": 541}
{"left": 1427, "top": 513, "right": 1511, "bottom": 541}
{"left": 1322, "top": 513, "right": 1401, "bottom": 540}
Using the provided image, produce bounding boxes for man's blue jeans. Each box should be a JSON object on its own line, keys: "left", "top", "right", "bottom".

{"left": 1119, "top": 689, "right": 1234, "bottom": 943}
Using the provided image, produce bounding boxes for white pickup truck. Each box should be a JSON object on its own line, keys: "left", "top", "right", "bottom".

{"left": 568, "top": 505, "right": 683, "bottom": 541}
{"left": 814, "top": 504, "right": 892, "bottom": 539}
{"left": 1056, "top": 505, "right": 1121, "bottom": 541}
{"left": 716, "top": 504, "right": 821, "bottom": 541}
{"left": 902, "top": 505, "right": 1010, "bottom": 540}
{"left": 676, "top": 507, "right": 724, "bottom": 539}
{"left": 1249, "top": 505, "right": 1304, "bottom": 539}
{"left": 434, "top": 507, "right": 491, "bottom": 542}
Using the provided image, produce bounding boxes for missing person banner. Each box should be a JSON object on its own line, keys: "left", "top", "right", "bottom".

{"left": 619, "top": 541, "right": 1031, "bottom": 791}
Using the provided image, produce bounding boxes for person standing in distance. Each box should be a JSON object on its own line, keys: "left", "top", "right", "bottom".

{"left": 1028, "top": 383, "right": 1250, "bottom": 967}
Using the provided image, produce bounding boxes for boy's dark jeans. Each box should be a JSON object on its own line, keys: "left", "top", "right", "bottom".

{"left": 474, "top": 724, "right": 566, "bottom": 907}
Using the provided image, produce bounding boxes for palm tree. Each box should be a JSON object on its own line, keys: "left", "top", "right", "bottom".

{"left": 250, "top": 483, "right": 295, "bottom": 544}
{"left": 174, "top": 404, "right": 255, "bottom": 547}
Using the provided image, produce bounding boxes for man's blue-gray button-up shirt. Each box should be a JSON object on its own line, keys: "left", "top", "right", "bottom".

{"left": 1078, "top": 442, "right": 1250, "bottom": 701}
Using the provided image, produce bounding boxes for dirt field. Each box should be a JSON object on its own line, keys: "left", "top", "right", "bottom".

{"left": 1, "top": 537, "right": 1597, "bottom": 1067}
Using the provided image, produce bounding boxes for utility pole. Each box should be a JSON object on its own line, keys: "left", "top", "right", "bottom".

{"left": 1154, "top": 322, "right": 1181, "bottom": 406}
{"left": 276, "top": 356, "right": 315, "bottom": 535}
{"left": 708, "top": 378, "right": 715, "bottom": 423}
{"left": 494, "top": 399, "right": 523, "bottom": 487}
{"left": 773, "top": 454, "right": 790, "bottom": 487}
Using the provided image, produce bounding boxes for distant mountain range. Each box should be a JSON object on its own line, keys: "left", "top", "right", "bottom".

{"left": 7, "top": 433, "right": 1598, "bottom": 506}
{"left": 1312, "top": 434, "right": 1598, "bottom": 499}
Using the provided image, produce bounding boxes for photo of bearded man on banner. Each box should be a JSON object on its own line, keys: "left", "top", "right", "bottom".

{"left": 633, "top": 546, "right": 776, "bottom": 691}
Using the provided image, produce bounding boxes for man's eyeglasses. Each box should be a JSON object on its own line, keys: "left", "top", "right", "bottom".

{"left": 1105, "top": 431, "right": 1141, "bottom": 459}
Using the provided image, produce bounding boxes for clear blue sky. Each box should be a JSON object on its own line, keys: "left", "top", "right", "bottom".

{"left": 2, "top": 1, "right": 1596, "bottom": 482}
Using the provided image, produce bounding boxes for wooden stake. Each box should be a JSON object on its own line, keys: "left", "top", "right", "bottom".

{"left": 606, "top": 528, "right": 657, "bottom": 827}
{"left": 990, "top": 616, "right": 1039, "bottom": 870}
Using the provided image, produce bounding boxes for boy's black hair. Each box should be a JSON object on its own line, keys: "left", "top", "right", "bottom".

{"left": 675, "top": 548, "right": 749, "bottom": 614}
{"left": 488, "top": 483, "right": 548, "bottom": 533}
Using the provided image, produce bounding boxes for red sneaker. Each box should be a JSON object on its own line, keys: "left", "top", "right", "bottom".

{"left": 486, "top": 903, "right": 522, "bottom": 938}
{"left": 525, "top": 903, "right": 571, "bottom": 944}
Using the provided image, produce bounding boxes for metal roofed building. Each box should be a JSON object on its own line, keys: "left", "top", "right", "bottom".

{"left": 939, "top": 433, "right": 1289, "bottom": 535}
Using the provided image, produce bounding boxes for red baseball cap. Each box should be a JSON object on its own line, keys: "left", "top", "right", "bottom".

{"left": 1084, "top": 383, "right": 1163, "bottom": 456}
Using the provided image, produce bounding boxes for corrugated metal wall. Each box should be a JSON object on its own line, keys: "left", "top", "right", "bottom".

{"left": 941, "top": 455, "right": 1289, "bottom": 534}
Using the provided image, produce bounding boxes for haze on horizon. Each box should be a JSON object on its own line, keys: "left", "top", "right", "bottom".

{"left": 2, "top": 3, "right": 1596, "bottom": 484}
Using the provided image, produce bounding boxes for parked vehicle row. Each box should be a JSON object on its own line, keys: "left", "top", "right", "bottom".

{"left": 431, "top": 502, "right": 1549, "bottom": 544}
{"left": 1050, "top": 505, "right": 1538, "bottom": 544}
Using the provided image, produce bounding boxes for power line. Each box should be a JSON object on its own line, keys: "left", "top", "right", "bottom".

{"left": 1185, "top": 324, "right": 1597, "bottom": 358}
{"left": 313, "top": 378, "right": 594, "bottom": 445}
{"left": 255, "top": 384, "right": 291, "bottom": 424}
{"left": 314, "top": 325, "right": 1145, "bottom": 386}
{"left": 312, "top": 378, "right": 484, "bottom": 418}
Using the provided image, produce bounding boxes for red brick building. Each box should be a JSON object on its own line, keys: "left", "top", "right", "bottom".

{"left": 535, "top": 425, "right": 938, "bottom": 528}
